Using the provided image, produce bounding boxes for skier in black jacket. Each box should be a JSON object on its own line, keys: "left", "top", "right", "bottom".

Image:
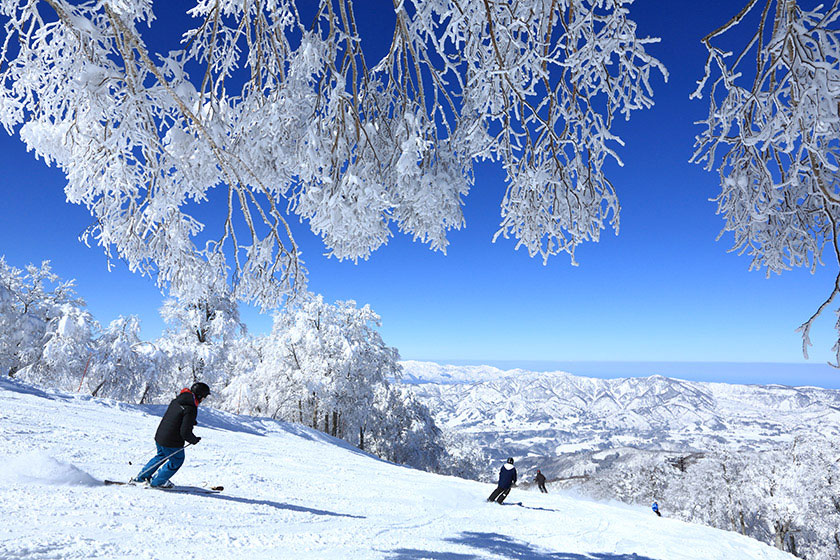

{"left": 133, "top": 382, "right": 210, "bottom": 487}
{"left": 487, "top": 458, "right": 517, "bottom": 504}
{"left": 534, "top": 469, "right": 548, "bottom": 493}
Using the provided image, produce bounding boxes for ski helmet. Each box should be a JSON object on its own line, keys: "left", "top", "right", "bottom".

{"left": 507, "top": 457, "right": 514, "bottom": 464}
{"left": 191, "top": 382, "right": 211, "bottom": 401}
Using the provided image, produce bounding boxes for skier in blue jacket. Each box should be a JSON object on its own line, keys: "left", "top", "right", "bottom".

{"left": 487, "top": 458, "right": 517, "bottom": 504}
{"left": 652, "top": 501, "right": 661, "bottom": 517}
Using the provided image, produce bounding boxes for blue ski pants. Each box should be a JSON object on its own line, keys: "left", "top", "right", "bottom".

{"left": 136, "top": 443, "right": 185, "bottom": 486}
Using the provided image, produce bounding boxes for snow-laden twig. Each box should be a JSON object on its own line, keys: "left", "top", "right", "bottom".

{"left": 692, "top": 0, "right": 840, "bottom": 364}
{"left": 0, "top": 0, "right": 664, "bottom": 305}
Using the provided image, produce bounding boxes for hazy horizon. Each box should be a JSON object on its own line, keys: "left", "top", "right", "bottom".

{"left": 410, "top": 359, "right": 840, "bottom": 390}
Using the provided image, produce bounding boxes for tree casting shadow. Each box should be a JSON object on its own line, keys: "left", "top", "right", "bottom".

{"left": 386, "top": 531, "right": 658, "bottom": 560}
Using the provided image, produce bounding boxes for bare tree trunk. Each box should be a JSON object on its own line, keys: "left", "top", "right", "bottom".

{"left": 773, "top": 520, "right": 790, "bottom": 551}
{"left": 359, "top": 426, "right": 365, "bottom": 451}
{"left": 90, "top": 379, "right": 106, "bottom": 397}
{"left": 138, "top": 384, "right": 150, "bottom": 404}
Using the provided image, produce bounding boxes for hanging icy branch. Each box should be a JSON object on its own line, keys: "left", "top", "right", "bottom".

{"left": 691, "top": 0, "right": 840, "bottom": 364}
{"left": 0, "top": 0, "right": 664, "bottom": 306}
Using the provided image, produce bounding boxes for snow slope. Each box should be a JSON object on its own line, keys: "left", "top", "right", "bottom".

{"left": 0, "top": 377, "right": 794, "bottom": 560}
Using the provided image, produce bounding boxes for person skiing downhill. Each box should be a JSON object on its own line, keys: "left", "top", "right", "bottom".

{"left": 133, "top": 382, "right": 210, "bottom": 488}
{"left": 487, "top": 458, "right": 517, "bottom": 504}
{"left": 534, "top": 469, "right": 548, "bottom": 493}
{"left": 652, "top": 501, "right": 661, "bottom": 517}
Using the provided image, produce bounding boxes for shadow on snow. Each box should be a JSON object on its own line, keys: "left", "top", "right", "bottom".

{"left": 176, "top": 489, "right": 365, "bottom": 519}
{"left": 386, "top": 531, "right": 658, "bottom": 560}
{"left": 0, "top": 377, "right": 75, "bottom": 401}
{"left": 501, "top": 502, "right": 562, "bottom": 513}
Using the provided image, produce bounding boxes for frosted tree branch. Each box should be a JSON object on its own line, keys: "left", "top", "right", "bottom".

{"left": 692, "top": 0, "right": 840, "bottom": 364}
{"left": 0, "top": 0, "right": 664, "bottom": 306}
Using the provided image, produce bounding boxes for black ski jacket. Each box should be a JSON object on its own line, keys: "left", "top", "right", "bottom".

{"left": 497, "top": 463, "right": 517, "bottom": 489}
{"left": 155, "top": 390, "right": 200, "bottom": 447}
{"left": 535, "top": 472, "right": 546, "bottom": 485}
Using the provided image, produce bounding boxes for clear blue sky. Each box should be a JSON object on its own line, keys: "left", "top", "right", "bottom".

{"left": 2, "top": 1, "right": 839, "bottom": 388}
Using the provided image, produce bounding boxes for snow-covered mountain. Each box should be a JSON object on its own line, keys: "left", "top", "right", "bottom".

{"left": 0, "top": 376, "right": 795, "bottom": 559}
{"left": 398, "top": 360, "right": 840, "bottom": 471}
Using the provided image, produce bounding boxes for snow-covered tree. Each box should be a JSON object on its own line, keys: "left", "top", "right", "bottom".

{"left": 746, "top": 437, "right": 840, "bottom": 558}
{"left": 576, "top": 439, "right": 840, "bottom": 559}
{"left": 217, "top": 295, "right": 454, "bottom": 471}
{"left": 364, "top": 383, "right": 446, "bottom": 472}
{"left": 692, "top": 0, "right": 840, "bottom": 362}
{"left": 85, "top": 315, "right": 167, "bottom": 403}
{"left": 436, "top": 428, "right": 487, "bottom": 480}
{"left": 0, "top": 1, "right": 665, "bottom": 308}
{"left": 16, "top": 303, "right": 97, "bottom": 392}
{"left": 224, "top": 295, "right": 400, "bottom": 438}
{"left": 664, "top": 448, "right": 759, "bottom": 537}
{"left": 216, "top": 333, "right": 264, "bottom": 414}
{"left": 155, "top": 286, "right": 244, "bottom": 397}
{"left": 0, "top": 257, "right": 84, "bottom": 378}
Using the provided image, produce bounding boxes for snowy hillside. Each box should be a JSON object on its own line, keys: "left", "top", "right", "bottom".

{"left": 0, "top": 377, "right": 795, "bottom": 560}
{"left": 398, "top": 360, "right": 840, "bottom": 469}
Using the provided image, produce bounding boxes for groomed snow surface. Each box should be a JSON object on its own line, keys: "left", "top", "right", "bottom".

{"left": 0, "top": 378, "right": 793, "bottom": 560}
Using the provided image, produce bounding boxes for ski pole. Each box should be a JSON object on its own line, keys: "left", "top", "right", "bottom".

{"left": 134, "top": 443, "right": 193, "bottom": 474}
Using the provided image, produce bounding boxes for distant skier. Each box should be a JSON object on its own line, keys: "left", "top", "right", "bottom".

{"left": 652, "top": 501, "right": 661, "bottom": 517}
{"left": 133, "top": 382, "right": 210, "bottom": 488}
{"left": 487, "top": 458, "right": 517, "bottom": 504}
{"left": 534, "top": 469, "right": 548, "bottom": 493}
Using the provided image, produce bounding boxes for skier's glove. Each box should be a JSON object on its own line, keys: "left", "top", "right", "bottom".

{"left": 193, "top": 437, "right": 201, "bottom": 444}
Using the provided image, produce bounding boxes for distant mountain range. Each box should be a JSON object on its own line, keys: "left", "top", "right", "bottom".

{"left": 397, "top": 360, "right": 840, "bottom": 477}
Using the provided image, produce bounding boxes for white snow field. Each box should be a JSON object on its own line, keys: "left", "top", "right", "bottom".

{"left": 0, "top": 378, "right": 793, "bottom": 560}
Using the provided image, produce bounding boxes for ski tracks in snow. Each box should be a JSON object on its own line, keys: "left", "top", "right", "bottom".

{"left": 0, "top": 382, "right": 797, "bottom": 560}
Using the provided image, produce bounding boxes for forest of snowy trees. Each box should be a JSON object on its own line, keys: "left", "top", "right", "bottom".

{"left": 578, "top": 439, "right": 840, "bottom": 560}
{"left": 0, "top": 256, "right": 484, "bottom": 478}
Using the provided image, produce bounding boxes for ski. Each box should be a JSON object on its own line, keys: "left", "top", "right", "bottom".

{"left": 146, "top": 484, "right": 224, "bottom": 495}
{"left": 104, "top": 480, "right": 224, "bottom": 493}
